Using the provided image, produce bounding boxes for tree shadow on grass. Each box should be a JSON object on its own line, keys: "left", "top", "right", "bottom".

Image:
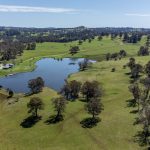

{"left": 129, "top": 79, "right": 137, "bottom": 84}
{"left": 45, "top": 115, "right": 64, "bottom": 125}
{"left": 126, "top": 99, "right": 139, "bottom": 114}
{"left": 20, "top": 115, "right": 41, "bottom": 128}
{"left": 130, "top": 109, "right": 139, "bottom": 114}
{"left": 133, "top": 117, "right": 141, "bottom": 125}
{"left": 125, "top": 72, "right": 131, "bottom": 76}
{"left": 80, "top": 117, "right": 101, "bottom": 128}
{"left": 134, "top": 130, "right": 150, "bottom": 148}
{"left": 79, "top": 98, "right": 87, "bottom": 103}
{"left": 126, "top": 99, "right": 136, "bottom": 107}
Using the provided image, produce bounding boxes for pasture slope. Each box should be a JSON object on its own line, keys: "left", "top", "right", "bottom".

{"left": 0, "top": 36, "right": 148, "bottom": 150}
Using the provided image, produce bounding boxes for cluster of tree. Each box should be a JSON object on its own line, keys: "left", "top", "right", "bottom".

{"left": 69, "top": 46, "right": 80, "bottom": 55}
{"left": 98, "top": 36, "right": 103, "bottom": 41}
{"left": 1, "top": 27, "right": 149, "bottom": 45}
{"left": 26, "top": 43, "right": 36, "bottom": 50}
{"left": 106, "top": 50, "right": 127, "bottom": 61}
{"left": 27, "top": 96, "right": 67, "bottom": 122}
{"left": 26, "top": 80, "right": 103, "bottom": 126}
{"left": 78, "top": 59, "right": 91, "bottom": 71}
{"left": 0, "top": 40, "right": 25, "bottom": 61}
{"left": 60, "top": 80, "right": 82, "bottom": 100}
{"left": 111, "top": 33, "right": 119, "bottom": 40}
{"left": 138, "top": 46, "right": 149, "bottom": 56}
{"left": 61, "top": 80, "right": 102, "bottom": 100}
{"left": 123, "top": 33, "right": 142, "bottom": 43}
{"left": 60, "top": 80, "right": 103, "bottom": 121}
{"left": 127, "top": 58, "right": 143, "bottom": 79}
{"left": 146, "top": 35, "right": 150, "bottom": 47}
{"left": 128, "top": 60, "right": 150, "bottom": 147}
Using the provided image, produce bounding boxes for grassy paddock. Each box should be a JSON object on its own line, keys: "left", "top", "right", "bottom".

{"left": 0, "top": 37, "right": 149, "bottom": 149}
{"left": 0, "top": 56, "right": 149, "bottom": 149}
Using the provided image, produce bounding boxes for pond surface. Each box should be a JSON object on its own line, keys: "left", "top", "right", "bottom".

{"left": 0, "top": 58, "right": 93, "bottom": 93}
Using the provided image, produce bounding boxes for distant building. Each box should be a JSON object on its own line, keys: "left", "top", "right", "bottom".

{"left": 0, "top": 64, "right": 3, "bottom": 70}
{"left": 0, "top": 63, "right": 14, "bottom": 70}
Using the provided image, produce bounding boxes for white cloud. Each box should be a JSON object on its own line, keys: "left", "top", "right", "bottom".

{"left": 125, "top": 13, "right": 150, "bottom": 17}
{"left": 0, "top": 5, "right": 78, "bottom": 13}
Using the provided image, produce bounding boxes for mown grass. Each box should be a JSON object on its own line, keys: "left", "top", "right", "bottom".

{"left": 0, "top": 36, "right": 149, "bottom": 149}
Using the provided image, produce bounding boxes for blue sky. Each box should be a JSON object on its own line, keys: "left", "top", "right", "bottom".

{"left": 0, "top": 0, "right": 150, "bottom": 28}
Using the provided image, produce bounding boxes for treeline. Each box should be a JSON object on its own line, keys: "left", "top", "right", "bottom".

{"left": 0, "top": 40, "right": 36, "bottom": 61}
{"left": 123, "top": 33, "right": 142, "bottom": 43}
{"left": 0, "top": 40, "right": 24, "bottom": 61}
{"left": 125, "top": 57, "right": 150, "bottom": 148}
{"left": 1, "top": 26, "right": 150, "bottom": 61}
{"left": 105, "top": 50, "right": 127, "bottom": 61}
{"left": 1, "top": 26, "right": 150, "bottom": 44}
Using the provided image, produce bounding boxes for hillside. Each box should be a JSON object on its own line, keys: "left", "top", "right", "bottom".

{"left": 0, "top": 36, "right": 149, "bottom": 149}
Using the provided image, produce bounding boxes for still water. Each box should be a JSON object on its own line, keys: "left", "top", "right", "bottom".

{"left": 0, "top": 58, "right": 87, "bottom": 93}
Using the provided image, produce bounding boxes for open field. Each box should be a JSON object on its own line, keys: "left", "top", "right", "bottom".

{"left": 0, "top": 50, "right": 150, "bottom": 149}
{"left": 0, "top": 35, "right": 149, "bottom": 149}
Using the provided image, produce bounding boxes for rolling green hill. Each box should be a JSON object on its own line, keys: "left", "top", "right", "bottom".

{"left": 0, "top": 36, "right": 149, "bottom": 149}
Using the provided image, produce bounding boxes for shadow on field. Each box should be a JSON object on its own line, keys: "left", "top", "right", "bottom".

{"left": 134, "top": 130, "right": 150, "bottom": 148}
{"left": 125, "top": 72, "right": 131, "bottom": 76}
{"left": 133, "top": 117, "right": 141, "bottom": 125}
{"left": 80, "top": 117, "right": 101, "bottom": 128}
{"left": 45, "top": 115, "right": 64, "bottom": 124}
{"left": 130, "top": 110, "right": 139, "bottom": 114}
{"left": 126, "top": 99, "right": 136, "bottom": 107}
{"left": 20, "top": 116, "right": 41, "bottom": 128}
{"left": 126, "top": 99, "right": 139, "bottom": 114}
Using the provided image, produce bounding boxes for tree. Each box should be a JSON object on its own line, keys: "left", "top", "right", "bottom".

{"left": 79, "top": 59, "right": 90, "bottom": 71}
{"left": 9, "top": 90, "right": 14, "bottom": 98}
{"left": 85, "top": 98, "right": 103, "bottom": 119}
{"left": 26, "top": 43, "right": 36, "bottom": 50}
{"left": 60, "top": 81, "right": 71, "bottom": 100}
{"left": 78, "top": 40, "right": 83, "bottom": 45}
{"left": 106, "top": 53, "right": 111, "bottom": 61}
{"left": 111, "top": 53, "right": 118, "bottom": 60}
{"left": 28, "top": 77, "right": 44, "bottom": 94}
{"left": 145, "top": 61, "right": 150, "bottom": 77}
{"left": 7, "top": 89, "right": 14, "bottom": 98}
{"left": 52, "top": 96, "right": 67, "bottom": 119}
{"left": 127, "top": 57, "right": 136, "bottom": 71}
{"left": 30, "top": 43, "right": 36, "bottom": 50}
{"left": 119, "top": 50, "right": 127, "bottom": 58}
{"left": 69, "top": 80, "right": 82, "bottom": 99}
{"left": 129, "top": 83, "right": 141, "bottom": 111}
{"left": 69, "top": 46, "right": 80, "bottom": 55}
{"left": 138, "top": 46, "right": 149, "bottom": 56}
{"left": 81, "top": 81, "right": 102, "bottom": 101}
{"left": 60, "top": 80, "right": 82, "bottom": 100}
{"left": 27, "top": 97, "right": 44, "bottom": 117}
{"left": 131, "top": 64, "right": 143, "bottom": 79}
{"left": 139, "top": 104, "right": 150, "bottom": 146}
{"left": 88, "top": 39, "right": 91, "bottom": 43}
{"left": 140, "top": 77, "right": 150, "bottom": 97}
{"left": 98, "top": 36, "right": 102, "bottom": 41}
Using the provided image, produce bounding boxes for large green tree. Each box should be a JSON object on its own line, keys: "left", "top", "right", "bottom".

{"left": 85, "top": 98, "right": 103, "bottom": 119}
{"left": 81, "top": 81, "right": 102, "bottom": 101}
{"left": 27, "top": 97, "right": 44, "bottom": 117}
{"left": 52, "top": 96, "right": 67, "bottom": 119}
